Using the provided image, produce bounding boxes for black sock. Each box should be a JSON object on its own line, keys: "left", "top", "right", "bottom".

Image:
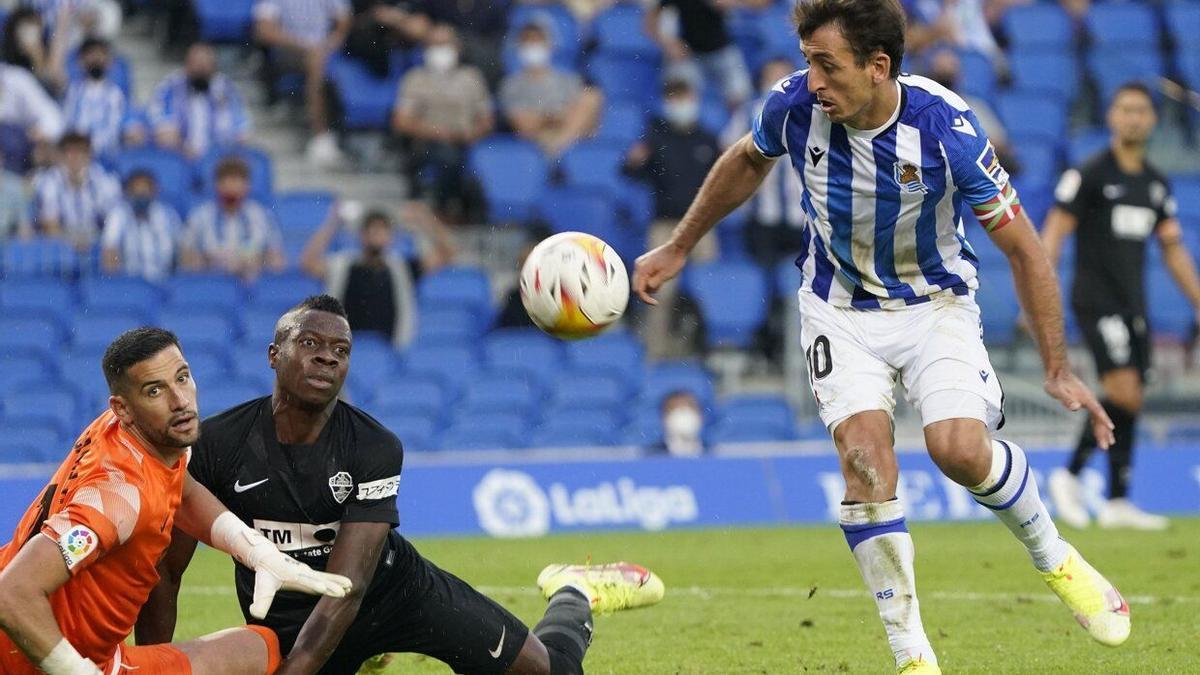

{"left": 1067, "top": 415, "right": 1096, "bottom": 475}
{"left": 1105, "top": 403, "right": 1136, "bottom": 500}
{"left": 533, "top": 588, "right": 593, "bottom": 675}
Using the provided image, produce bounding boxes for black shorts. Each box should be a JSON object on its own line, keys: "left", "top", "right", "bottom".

{"left": 1077, "top": 312, "right": 1150, "bottom": 379}
{"left": 264, "top": 539, "right": 531, "bottom": 675}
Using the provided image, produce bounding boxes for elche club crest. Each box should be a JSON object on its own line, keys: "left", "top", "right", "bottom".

{"left": 328, "top": 472, "right": 353, "bottom": 503}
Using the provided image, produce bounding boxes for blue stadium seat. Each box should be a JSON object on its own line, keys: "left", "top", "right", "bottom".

{"left": 401, "top": 344, "right": 480, "bottom": 394}
{"left": 563, "top": 331, "right": 643, "bottom": 380}
{"left": 0, "top": 238, "right": 79, "bottom": 278}
{"left": 1009, "top": 51, "right": 1079, "bottom": 102}
{"left": 1148, "top": 266, "right": 1193, "bottom": 338}
{"left": 237, "top": 304, "right": 285, "bottom": 348}
{"left": 536, "top": 188, "right": 632, "bottom": 260}
{"left": 996, "top": 92, "right": 1067, "bottom": 146}
{"left": 418, "top": 266, "right": 492, "bottom": 316}
{"left": 1086, "top": 3, "right": 1157, "bottom": 48}
{"left": 370, "top": 376, "right": 448, "bottom": 417}
{"left": 250, "top": 271, "right": 324, "bottom": 312}
{"left": 775, "top": 259, "right": 801, "bottom": 297}
{"left": 706, "top": 418, "right": 793, "bottom": 444}
{"left": 166, "top": 274, "right": 245, "bottom": 314}
{"left": 469, "top": 136, "right": 547, "bottom": 222}
{"left": 1172, "top": 176, "right": 1200, "bottom": 223}
{"left": 697, "top": 91, "right": 730, "bottom": 137}
{"left": 229, "top": 344, "right": 273, "bottom": 387}
{"left": 559, "top": 140, "right": 627, "bottom": 194}
{"left": 752, "top": 4, "right": 803, "bottom": 64}
{"left": 1166, "top": 1, "right": 1200, "bottom": 48}
{"left": 436, "top": 423, "right": 524, "bottom": 451}
{"left": 193, "top": 0, "right": 255, "bottom": 42}
{"left": 0, "top": 354, "right": 57, "bottom": 395}
{"left": 483, "top": 328, "right": 564, "bottom": 384}
{"left": 326, "top": 55, "right": 404, "bottom": 130}
{"left": 338, "top": 336, "right": 398, "bottom": 398}
{"left": 2, "top": 421, "right": 65, "bottom": 463}
{"left": 547, "top": 372, "right": 628, "bottom": 409}
{"left": 0, "top": 441, "right": 50, "bottom": 464}
{"left": 595, "top": 100, "right": 649, "bottom": 148}
{"left": 417, "top": 308, "right": 485, "bottom": 343}
{"left": 1, "top": 388, "right": 77, "bottom": 438}
{"left": 460, "top": 372, "right": 540, "bottom": 416}
{"left": 587, "top": 53, "right": 660, "bottom": 105}
{"left": 203, "top": 379, "right": 265, "bottom": 416}
{"left": 374, "top": 412, "right": 436, "bottom": 452}
{"left": 591, "top": 3, "right": 659, "bottom": 58}
{"left": 955, "top": 50, "right": 997, "bottom": 101}
{"left": 0, "top": 316, "right": 63, "bottom": 360}
{"left": 196, "top": 146, "right": 274, "bottom": 202}
{"left": 684, "top": 261, "right": 770, "bottom": 348}
{"left": 622, "top": 411, "right": 664, "bottom": 447}
{"left": 1067, "top": 127, "right": 1109, "bottom": 167}
{"left": 1086, "top": 50, "right": 1164, "bottom": 105}
{"left": 159, "top": 310, "right": 239, "bottom": 353}
{"left": 503, "top": 3, "right": 581, "bottom": 73}
{"left": 974, "top": 262, "right": 1019, "bottom": 344}
{"left": 1002, "top": 4, "right": 1073, "bottom": 51}
{"left": 111, "top": 147, "right": 193, "bottom": 214}
{"left": 79, "top": 276, "right": 163, "bottom": 315}
{"left": 529, "top": 420, "right": 618, "bottom": 448}
{"left": 69, "top": 312, "right": 147, "bottom": 354}
{"left": 273, "top": 190, "right": 337, "bottom": 232}
{"left": 0, "top": 278, "right": 75, "bottom": 322}
{"left": 1010, "top": 140, "right": 1060, "bottom": 194}
{"left": 641, "top": 362, "right": 714, "bottom": 407}
{"left": 185, "top": 344, "right": 234, "bottom": 395}
{"left": 716, "top": 395, "right": 795, "bottom": 431}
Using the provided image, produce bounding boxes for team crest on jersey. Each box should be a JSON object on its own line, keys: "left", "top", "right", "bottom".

{"left": 975, "top": 141, "right": 1009, "bottom": 188}
{"left": 328, "top": 472, "right": 353, "bottom": 503}
{"left": 893, "top": 161, "right": 928, "bottom": 194}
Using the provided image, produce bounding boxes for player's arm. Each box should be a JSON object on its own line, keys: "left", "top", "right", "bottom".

{"left": 1038, "top": 207, "right": 1077, "bottom": 269}
{"left": 134, "top": 527, "right": 198, "bottom": 645}
{"left": 0, "top": 536, "right": 101, "bottom": 674}
{"left": 1157, "top": 218, "right": 1200, "bottom": 319}
{"left": 275, "top": 521, "right": 390, "bottom": 675}
{"left": 632, "top": 133, "right": 776, "bottom": 303}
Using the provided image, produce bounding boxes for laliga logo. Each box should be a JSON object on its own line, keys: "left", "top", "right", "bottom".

{"left": 473, "top": 469, "right": 699, "bottom": 538}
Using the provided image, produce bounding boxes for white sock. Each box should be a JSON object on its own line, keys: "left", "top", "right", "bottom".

{"left": 840, "top": 500, "right": 937, "bottom": 668}
{"left": 970, "top": 439, "right": 1070, "bottom": 572}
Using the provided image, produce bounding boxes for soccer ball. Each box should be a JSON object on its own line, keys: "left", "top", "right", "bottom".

{"left": 520, "top": 232, "right": 629, "bottom": 340}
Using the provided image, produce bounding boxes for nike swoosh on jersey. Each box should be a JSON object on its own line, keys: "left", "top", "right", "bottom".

{"left": 489, "top": 626, "right": 506, "bottom": 658}
{"left": 234, "top": 478, "right": 270, "bottom": 493}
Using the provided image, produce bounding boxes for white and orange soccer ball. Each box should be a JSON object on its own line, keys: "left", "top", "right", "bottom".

{"left": 519, "top": 232, "right": 629, "bottom": 340}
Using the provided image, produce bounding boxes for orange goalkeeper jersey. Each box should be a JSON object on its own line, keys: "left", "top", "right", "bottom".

{"left": 0, "top": 410, "right": 188, "bottom": 671}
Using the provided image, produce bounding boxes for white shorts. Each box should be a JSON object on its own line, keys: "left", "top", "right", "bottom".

{"left": 797, "top": 290, "right": 1005, "bottom": 433}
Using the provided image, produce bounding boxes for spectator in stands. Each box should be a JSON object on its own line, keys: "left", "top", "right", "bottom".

{"left": 392, "top": 24, "right": 493, "bottom": 222}
{"left": 148, "top": 42, "right": 251, "bottom": 159}
{"left": 416, "top": 0, "right": 510, "bottom": 86}
{"left": 903, "top": 0, "right": 1010, "bottom": 66}
{"left": 650, "top": 390, "right": 706, "bottom": 457}
{"left": 499, "top": 21, "right": 602, "bottom": 157}
{"left": 100, "top": 170, "right": 181, "bottom": 281}
{"left": 926, "top": 48, "right": 1018, "bottom": 174}
{"left": 300, "top": 207, "right": 425, "bottom": 347}
{"left": 625, "top": 77, "right": 719, "bottom": 359}
{"left": 0, "top": 62, "right": 64, "bottom": 171}
{"left": 722, "top": 56, "right": 806, "bottom": 267}
{"left": 33, "top": 132, "right": 120, "bottom": 249}
{"left": 346, "top": 0, "right": 431, "bottom": 77}
{"left": 29, "top": 0, "right": 123, "bottom": 49}
{"left": 181, "top": 157, "right": 284, "bottom": 280}
{"left": 62, "top": 37, "right": 126, "bottom": 159}
{"left": 0, "top": 148, "right": 32, "bottom": 241}
{"left": 643, "top": 0, "right": 759, "bottom": 108}
{"left": 1, "top": 7, "right": 68, "bottom": 95}
{"left": 253, "top": 0, "right": 352, "bottom": 167}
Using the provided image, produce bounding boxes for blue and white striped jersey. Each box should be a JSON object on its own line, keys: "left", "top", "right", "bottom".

{"left": 63, "top": 78, "right": 127, "bottom": 157}
{"left": 149, "top": 72, "right": 251, "bottom": 157}
{"left": 101, "top": 200, "right": 181, "bottom": 282}
{"left": 753, "top": 72, "right": 1019, "bottom": 309}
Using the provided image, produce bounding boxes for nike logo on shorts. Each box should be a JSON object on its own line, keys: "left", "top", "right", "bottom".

{"left": 234, "top": 478, "right": 270, "bottom": 493}
{"left": 489, "top": 626, "right": 506, "bottom": 658}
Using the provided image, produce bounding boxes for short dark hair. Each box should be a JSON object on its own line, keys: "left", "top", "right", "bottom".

{"left": 1111, "top": 81, "right": 1154, "bottom": 107}
{"left": 519, "top": 22, "right": 548, "bottom": 41}
{"left": 660, "top": 389, "right": 698, "bottom": 413}
{"left": 124, "top": 169, "right": 157, "bottom": 189}
{"left": 59, "top": 132, "right": 92, "bottom": 151}
{"left": 793, "top": 0, "right": 906, "bottom": 79}
{"left": 362, "top": 209, "right": 392, "bottom": 230}
{"left": 215, "top": 156, "right": 250, "bottom": 181}
{"left": 79, "top": 36, "right": 110, "bottom": 55}
{"left": 102, "top": 328, "right": 181, "bottom": 393}
{"left": 274, "top": 295, "right": 349, "bottom": 342}
{"left": 664, "top": 77, "right": 693, "bottom": 97}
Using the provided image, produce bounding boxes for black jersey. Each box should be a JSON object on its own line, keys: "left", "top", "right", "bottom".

{"left": 1054, "top": 149, "right": 1177, "bottom": 316}
{"left": 188, "top": 397, "right": 416, "bottom": 634}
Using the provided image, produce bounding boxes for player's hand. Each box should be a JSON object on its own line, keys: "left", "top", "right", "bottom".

{"left": 248, "top": 548, "right": 354, "bottom": 619}
{"left": 632, "top": 241, "right": 689, "bottom": 305}
{"left": 1044, "top": 370, "right": 1115, "bottom": 449}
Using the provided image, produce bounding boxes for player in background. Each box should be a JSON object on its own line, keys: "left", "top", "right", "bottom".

{"left": 0, "top": 328, "right": 352, "bottom": 675}
{"left": 1043, "top": 82, "right": 1200, "bottom": 530}
{"left": 138, "top": 295, "right": 663, "bottom": 675}
{"left": 632, "top": 0, "right": 1128, "bottom": 672}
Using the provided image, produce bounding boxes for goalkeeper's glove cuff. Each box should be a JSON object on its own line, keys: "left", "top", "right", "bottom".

{"left": 40, "top": 639, "right": 101, "bottom": 675}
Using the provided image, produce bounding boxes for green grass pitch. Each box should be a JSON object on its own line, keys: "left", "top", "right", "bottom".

{"left": 174, "top": 519, "right": 1200, "bottom": 673}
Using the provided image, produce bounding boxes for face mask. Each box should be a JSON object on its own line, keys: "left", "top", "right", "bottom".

{"left": 16, "top": 24, "right": 41, "bottom": 49}
{"left": 664, "top": 406, "right": 703, "bottom": 439}
{"left": 130, "top": 196, "right": 153, "bottom": 216}
{"left": 188, "top": 75, "right": 211, "bottom": 93}
{"left": 518, "top": 43, "right": 551, "bottom": 69}
{"left": 424, "top": 45, "right": 458, "bottom": 73}
{"left": 86, "top": 64, "right": 106, "bottom": 80}
{"left": 663, "top": 99, "right": 699, "bottom": 129}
